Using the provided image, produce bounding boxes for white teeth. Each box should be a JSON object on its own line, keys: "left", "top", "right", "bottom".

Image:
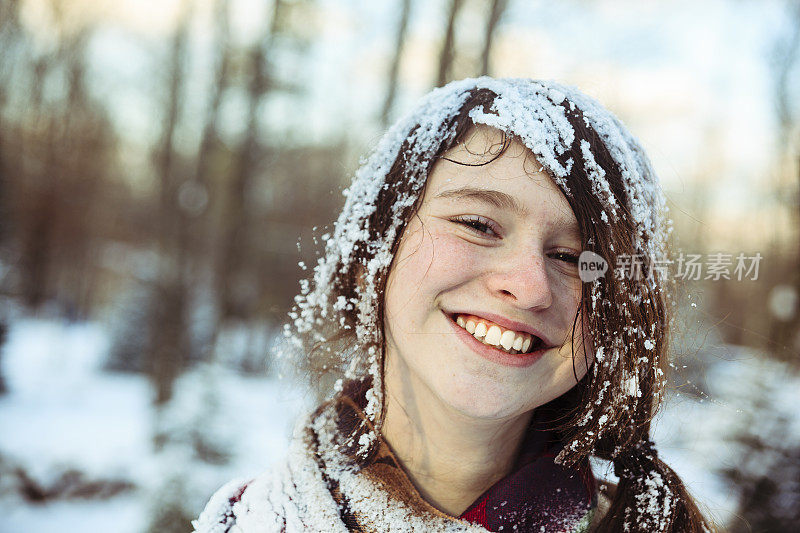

{"left": 485, "top": 325, "right": 502, "bottom": 346}
{"left": 455, "top": 315, "right": 541, "bottom": 355}
{"left": 522, "top": 336, "right": 532, "bottom": 352}
{"left": 500, "top": 330, "right": 516, "bottom": 350}
{"left": 512, "top": 334, "right": 524, "bottom": 351}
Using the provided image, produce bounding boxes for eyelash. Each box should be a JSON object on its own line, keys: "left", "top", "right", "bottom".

{"left": 549, "top": 251, "right": 580, "bottom": 265}
{"left": 451, "top": 215, "right": 499, "bottom": 237}
{"left": 451, "top": 216, "right": 579, "bottom": 265}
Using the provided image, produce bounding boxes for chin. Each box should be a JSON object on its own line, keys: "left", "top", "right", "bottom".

{"left": 439, "top": 376, "right": 533, "bottom": 420}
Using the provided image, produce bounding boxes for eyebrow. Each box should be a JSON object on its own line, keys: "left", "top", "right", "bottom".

{"left": 434, "top": 186, "right": 581, "bottom": 238}
{"left": 435, "top": 187, "right": 528, "bottom": 216}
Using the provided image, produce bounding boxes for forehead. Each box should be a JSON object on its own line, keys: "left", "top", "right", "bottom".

{"left": 425, "top": 126, "right": 580, "bottom": 238}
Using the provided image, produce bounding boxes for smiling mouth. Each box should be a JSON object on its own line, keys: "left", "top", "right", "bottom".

{"left": 450, "top": 313, "right": 546, "bottom": 355}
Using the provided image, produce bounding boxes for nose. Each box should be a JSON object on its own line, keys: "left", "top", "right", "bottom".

{"left": 485, "top": 251, "right": 554, "bottom": 310}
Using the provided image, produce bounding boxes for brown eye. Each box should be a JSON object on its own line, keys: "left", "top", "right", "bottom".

{"left": 451, "top": 215, "right": 500, "bottom": 238}
{"left": 550, "top": 251, "right": 579, "bottom": 264}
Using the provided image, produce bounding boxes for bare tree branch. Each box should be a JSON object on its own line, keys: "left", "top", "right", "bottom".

{"left": 194, "top": 0, "right": 231, "bottom": 196}
{"left": 480, "top": 0, "right": 508, "bottom": 76}
{"left": 381, "top": 0, "right": 412, "bottom": 127}
{"left": 436, "top": 0, "right": 464, "bottom": 87}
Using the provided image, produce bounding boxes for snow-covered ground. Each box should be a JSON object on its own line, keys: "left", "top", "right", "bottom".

{"left": 651, "top": 344, "right": 800, "bottom": 528}
{"left": 0, "top": 318, "right": 310, "bottom": 533}
{"left": 0, "top": 317, "right": 797, "bottom": 532}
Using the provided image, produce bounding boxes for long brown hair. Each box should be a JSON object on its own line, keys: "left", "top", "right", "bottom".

{"left": 287, "top": 80, "right": 716, "bottom": 532}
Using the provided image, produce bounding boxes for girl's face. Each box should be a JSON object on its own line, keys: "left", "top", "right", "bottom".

{"left": 383, "top": 126, "right": 593, "bottom": 421}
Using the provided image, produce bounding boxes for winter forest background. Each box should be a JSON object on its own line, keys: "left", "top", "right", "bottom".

{"left": 1, "top": 0, "right": 799, "bottom": 531}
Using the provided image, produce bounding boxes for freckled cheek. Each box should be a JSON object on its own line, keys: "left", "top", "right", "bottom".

{"left": 427, "top": 232, "right": 485, "bottom": 278}
{"left": 550, "top": 277, "right": 582, "bottom": 323}
{"left": 393, "top": 229, "right": 482, "bottom": 283}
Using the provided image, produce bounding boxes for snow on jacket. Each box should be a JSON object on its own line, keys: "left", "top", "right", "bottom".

{"left": 192, "top": 388, "right": 613, "bottom": 533}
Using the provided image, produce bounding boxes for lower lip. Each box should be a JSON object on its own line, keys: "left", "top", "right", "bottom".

{"left": 445, "top": 313, "right": 548, "bottom": 368}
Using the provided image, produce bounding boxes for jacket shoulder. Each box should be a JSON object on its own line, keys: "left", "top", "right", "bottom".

{"left": 191, "top": 456, "right": 333, "bottom": 533}
{"left": 192, "top": 477, "right": 254, "bottom": 533}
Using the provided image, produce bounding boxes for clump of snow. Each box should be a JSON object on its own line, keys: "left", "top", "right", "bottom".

{"left": 622, "top": 374, "right": 642, "bottom": 398}
{"left": 579, "top": 139, "right": 619, "bottom": 220}
{"left": 594, "top": 346, "right": 605, "bottom": 363}
{"left": 622, "top": 470, "right": 675, "bottom": 532}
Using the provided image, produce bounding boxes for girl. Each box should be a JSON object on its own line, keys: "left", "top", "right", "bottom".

{"left": 193, "top": 78, "right": 715, "bottom": 532}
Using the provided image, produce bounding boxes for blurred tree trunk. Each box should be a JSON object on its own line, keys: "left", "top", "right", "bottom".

{"left": 769, "top": 1, "right": 800, "bottom": 360}
{"left": 60, "top": 29, "right": 98, "bottom": 319}
{"left": 0, "top": 0, "right": 24, "bottom": 394}
{"left": 0, "top": 1, "right": 17, "bottom": 394}
{"left": 216, "top": 0, "right": 285, "bottom": 322}
{"left": 436, "top": 0, "right": 464, "bottom": 87}
{"left": 19, "top": 56, "right": 54, "bottom": 310}
{"left": 192, "top": 0, "right": 231, "bottom": 359}
{"left": 0, "top": 0, "right": 22, "bottom": 252}
{"left": 480, "top": 0, "right": 507, "bottom": 76}
{"left": 149, "top": 0, "right": 192, "bottom": 408}
{"left": 194, "top": 0, "right": 230, "bottom": 210}
{"left": 380, "top": 0, "right": 412, "bottom": 127}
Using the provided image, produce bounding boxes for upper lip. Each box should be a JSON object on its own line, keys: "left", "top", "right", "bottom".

{"left": 446, "top": 309, "right": 554, "bottom": 347}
